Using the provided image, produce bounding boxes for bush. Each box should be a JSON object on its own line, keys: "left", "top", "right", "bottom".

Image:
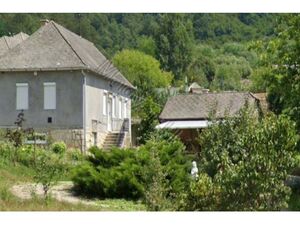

{"left": 51, "top": 142, "right": 66, "bottom": 154}
{"left": 33, "top": 152, "right": 66, "bottom": 197}
{"left": 72, "top": 146, "right": 144, "bottom": 199}
{"left": 0, "top": 141, "right": 14, "bottom": 163}
{"left": 179, "top": 173, "right": 220, "bottom": 211}
{"left": 182, "top": 108, "right": 298, "bottom": 211}
{"left": 72, "top": 132, "right": 192, "bottom": 204}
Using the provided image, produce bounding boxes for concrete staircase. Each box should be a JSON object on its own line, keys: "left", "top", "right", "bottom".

{"left": 102, "top": 132, "right": 125, "bottom": 150}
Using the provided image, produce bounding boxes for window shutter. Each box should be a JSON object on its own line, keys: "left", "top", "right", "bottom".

{"left": 16, "top": 83, "right": 28, "bottom": 110}
{"left": 44, "top": 82, "right": 56, "bottom": 110}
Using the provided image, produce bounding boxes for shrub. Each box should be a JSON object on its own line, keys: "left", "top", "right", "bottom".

{"left": 182, "top": 108, "right": 298, "bottom": 211}
{"left": 139, "top": 131, "right": 192, "bottom": 196}
{"left": 142, "top": 143, "right": 171, "bottom": 211}
{"left": 33, "top": 152, "right": 66, "bottom": 197}
{"left": 178, "top": 173, "right": 220, "bottom": 211}
{"left": 72, "top": 132, "right": 192, "bottom": 203}
{"left": 51, "top": 142, "right": 66, "bottom": 154}
{"left": 0, "top": 141, "right": 15, "bottom": 163}
{"left": 72, "top": 147, "right": 144, "bottom": 199}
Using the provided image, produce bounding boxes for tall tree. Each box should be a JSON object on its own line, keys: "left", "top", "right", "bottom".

{"left": 255, "top": 15, "right": 300, "bottom": 130}
{"left": 155, "top": 14, "right": 194, "bottom": 81}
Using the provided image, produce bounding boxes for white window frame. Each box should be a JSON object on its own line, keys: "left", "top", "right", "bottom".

{"left": 103, "top": 91, "right": 107, "bottom": 116}
{"left": 118, "top": 97, "right": 122, "bottom": 119}
{"left": 124, "top": 99, "right": 128, "bottom": 119}
{"left": 16, "top": 83, "right": 28, "bottom": 110}
{"left": 112, "top": 95, "right": 117, "bottom": 118}
{"left": 44, "top": 82, "right": 56, "bottom": 110}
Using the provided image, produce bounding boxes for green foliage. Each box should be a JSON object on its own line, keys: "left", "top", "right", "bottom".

{"left": 155, "top": 14, "right": 195, "bottom": 81}
{"left": 187, "top": 43, "right": 257, "bottom": 91}
{"left": 249, "top": 67, "right": 272, "bottom": 92}
{"left": 252, "top": 15, "right": 300, "bottom": 131}
{"left": 186, "top": 45, "right": 216, "bottom": 87}
{"left": 0, "top": 141, "right": 15, "bottom": 163}
{"left": 72, "top": 146, "right": 144, "bottom": 199}
{"left": 211, "top": 64, "right": 241, "bottom": 91}
{"left": 51, "top": 142, "right": 67, "bottom": 154}
{"left": 179, "top": 173, "right": 220, "bottom": 211}
{"left": 192, "top": 14, "right": 276, "bottom": 44}
{"left": 33, "top": 153, "right": 66, "bottom": 197}
{"left": 136, "top": 35, "right": 157, "bottom": 57}
{"left": 142, "top": 143, "right": 170, "bottom": 211}
{"left": 72, "top": 133, "right": 191, "bottom": 204}
{"left": 140, "top": 131, "right": 192, "bottom": 197}
{"left": 183, "top": 108, "right": 298, "bottom": 211}
{"left": 113, "top": 49, "right": 173, "bottom": 89}
{"left": 137, "top": 97, "right": 161, "bottom": 145}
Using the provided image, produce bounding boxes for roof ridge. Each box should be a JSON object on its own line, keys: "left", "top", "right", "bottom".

{"left": 51, "top": 21, "right": 87, "bottom": 68}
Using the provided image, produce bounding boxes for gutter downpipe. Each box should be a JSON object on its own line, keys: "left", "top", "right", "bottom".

{"left": 82, "top": 70, "right": 87, "bottom": 153}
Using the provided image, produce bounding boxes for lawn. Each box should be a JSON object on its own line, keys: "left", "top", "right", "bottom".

{"left": 0, "top": 161, "right": 146, "bottom": 211}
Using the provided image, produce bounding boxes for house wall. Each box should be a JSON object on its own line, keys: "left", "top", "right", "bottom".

{"left": 0, "top": 70, "right": 133, "bottom": 150}
{"left": 84, "top": 71, "right": 132, "bottom": 149}
{"left": 0, "top": 70, "right": 83, "bottom": 129}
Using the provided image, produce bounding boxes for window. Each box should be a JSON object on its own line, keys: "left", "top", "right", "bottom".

{"left": 16, "top": 83, "right": 28, "bottom": 110}
{"left": 112, "top": 96, "right": 117, "bottom": 118}
{"left": 44, "top": 82, "right": 56, "bottom": 109}
{"left": 103, "top": 92, "right": 107, "bottom": 115}
{"left": 118, "top": 98, "right": 122, "bottom": 119}
{"left": 124, "top": 99, "right": 128, "bottom": 118}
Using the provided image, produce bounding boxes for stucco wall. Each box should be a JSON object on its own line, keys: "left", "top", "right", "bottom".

{"left": 84, "top": 71, "right": 132, "bottom": 148}
{"left": 0, "top": 70, "right": 83, "bottom": 129}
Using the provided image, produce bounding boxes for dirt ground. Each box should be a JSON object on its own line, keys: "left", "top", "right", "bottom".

{"left": 10, "top": 181, "right": 99, "bottom": 206}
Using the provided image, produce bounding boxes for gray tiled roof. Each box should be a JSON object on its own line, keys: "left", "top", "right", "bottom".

{"left": 159, "top": 92, "right": 257, "bottom": 120}
{"left": 0, "top": 21, "right": 134, "bottom": 89}
{"left": 0, "top": 32, "right": 29, "bottom": 56}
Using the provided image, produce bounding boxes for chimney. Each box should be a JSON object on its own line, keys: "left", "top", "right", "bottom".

{"left": 40, "top": 19, "right": 50, "bottom": 26}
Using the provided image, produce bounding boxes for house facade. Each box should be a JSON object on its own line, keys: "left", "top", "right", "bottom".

{"left": 0, "top": 21, "right": 135, "bottom": 151}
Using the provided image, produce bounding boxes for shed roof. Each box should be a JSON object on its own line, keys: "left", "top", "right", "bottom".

{"left": 0, "top": 21, "right": 134, "bottom": 89}
{"left": 0, "top": 32, "right": 29, "bottom": 56}
{"left": 159, "top": 92, "right": 257, "bottom": 120}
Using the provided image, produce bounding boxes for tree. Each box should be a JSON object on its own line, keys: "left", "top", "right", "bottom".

{"left": 254, "top": 15, "right": 300, "bottom": 130}
{"left": 136, "top": 97, "right": 161, "bottom": 145}
{"left": 155, "top": 14, "right": 194, "bottom": 81}
{"left": 211, "top": 63, "right": 241, "bottom": 91}
{"left": 113, "top": 49, "right": 173, "bottom": 90}
{"left": 113, "top": 49, "right": 172, "bottom": 120}
{"left": 182, "top": 108, "right": 298, "bottom": 210}
{"left": 136, "top": 35, "right": 157, "bottom": 57}
{"left": 34, "top": 152, "right": 65, "bottom": 198}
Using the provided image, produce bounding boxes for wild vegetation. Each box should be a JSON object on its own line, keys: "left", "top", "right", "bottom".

{"left": 71, "top": 130, "right": 191, "bottom": 210}
{"left": 180, "top": 109, "right": 298, "bottom": 210}
{"left": 1, "top": 13, "right": 300, "bottom": 211}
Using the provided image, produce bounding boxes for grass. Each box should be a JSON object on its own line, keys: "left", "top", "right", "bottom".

{"left": 288, "top": 190, "right": 300, "bottom": 211}
{"left": 0, "top": 161, "right": 145, "bottom": 211}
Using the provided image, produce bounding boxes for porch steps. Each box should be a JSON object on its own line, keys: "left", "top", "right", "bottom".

{"left": 102, "top": 132, "right": 125, "bottom": 150}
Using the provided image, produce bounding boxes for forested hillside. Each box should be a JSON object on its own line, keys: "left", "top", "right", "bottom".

{"left": 0, "top": 13, "right": 278, "bottom": 90}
